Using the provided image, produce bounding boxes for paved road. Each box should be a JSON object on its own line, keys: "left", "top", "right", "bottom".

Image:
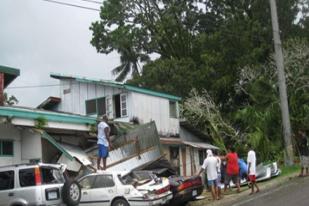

{"left": 232, "top": 176, "right": 309, "bottom": 206}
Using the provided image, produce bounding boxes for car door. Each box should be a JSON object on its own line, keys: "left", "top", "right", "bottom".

{"left": 0, "top": 170, "right": 15, "bottom": 206}
{"left": 90, "top": 174, "right": 117, "bottom": 206}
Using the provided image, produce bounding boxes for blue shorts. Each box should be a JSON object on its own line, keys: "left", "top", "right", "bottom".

{"left": 208, "top": 179, "right": 216, "bottom": 186}
{"left": 98, "top": 144, "right": 109, "bottom": 158}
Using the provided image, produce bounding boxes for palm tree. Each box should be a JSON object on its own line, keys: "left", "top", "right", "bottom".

{"left": 112, "top": 46, "right": 149, "bottom": 82}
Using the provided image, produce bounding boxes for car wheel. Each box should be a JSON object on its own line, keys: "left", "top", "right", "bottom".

{"left": 112, "top": 198, "right": 129, "bottom": 206}
{"left": 62, "top": 180, "right": 81, "bottom": 206}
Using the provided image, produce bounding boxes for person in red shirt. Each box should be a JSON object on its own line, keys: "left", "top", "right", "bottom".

{"left": 222, "top": 146, "right": 240, "bottom": 193}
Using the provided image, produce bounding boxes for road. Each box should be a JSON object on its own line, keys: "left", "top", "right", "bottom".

{"left": 232, "top": 176, "right": 309, "bottom": 206}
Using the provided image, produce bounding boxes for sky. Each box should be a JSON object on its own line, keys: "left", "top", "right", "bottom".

{"left": 0, "top": 0, "right": 119, "bottom": 107}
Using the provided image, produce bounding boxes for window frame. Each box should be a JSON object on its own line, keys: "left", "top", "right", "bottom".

{"left": 120, "top": 93, "right": 128, "bottom": 117}
{"left": 0, "top": 140, "right": 14, "bottom": 157}
{"left": 85, "top": 96, "right": 107, "bottom": 116}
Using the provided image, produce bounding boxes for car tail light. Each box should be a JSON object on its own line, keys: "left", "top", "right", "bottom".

{"left": 177, "top": 177, "right": 202, "bottom": 191}
{"left": 178, "top": 181, "right": 192, "bottom": 191}
{"left": 34, "top": 167, "right": 42, "bottom": 185}
{"left": 155, "top": 185, "right": 170, "bottom": 195}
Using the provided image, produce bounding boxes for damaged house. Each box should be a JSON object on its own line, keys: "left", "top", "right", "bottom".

{"left": 36, "top": 73, "right": 218, "bottom": 176}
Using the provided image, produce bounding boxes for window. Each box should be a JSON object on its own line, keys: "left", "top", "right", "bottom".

{"left": 0, "top": 171, "right": 14, "bottom": 190}
{"left": 169, "top": 101, "right": 177, "bottom": 118}
{"left": 19, "top": 168, "right": 35, "bottom": 187}
{"left": 93, "top": 175, "right": 115, "bottom": 188}
{"left": 114, "top": 93, "right": 127, "bottom": 118}
{"left": 41, "top": 167, "right": 65, "bottom": 184}
{"left": 0, "top": 140, "right": 13, "bottom": 156}
{"left": 85, "top": 99, "right": 96, "bottom": 115}
{"left": 79, "top": 176, "right": 96, "bottom": 189}
{"left": 97, "top": 97, "right": 106, "bottom": 115}
{"left": 85, "top": 97, "right": 106, "bottom": 115}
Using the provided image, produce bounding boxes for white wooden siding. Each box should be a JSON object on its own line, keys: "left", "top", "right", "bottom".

{"left": 131, "top": 92, "right": 179, "bottom": 135}
{"left": 57, "top": 80, "right": 124, "bottom": 115}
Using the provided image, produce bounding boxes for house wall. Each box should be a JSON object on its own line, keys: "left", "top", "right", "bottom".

{"left": 162, "top": 144, "right": 204, "bottom": 177}
{"left": 180, "top": 127, "right": 203, "bottom": 142}
{"left": 131, "top": 92, "right": 179, "bottom": 135}
{"left": 57, "top": 80, "right": 125, "bottom": 115}
{"left": 21, "top": 129, "right": 42, "bottom": 161}
{"left": 0, "top": 123, "right": 23, "bottom": 166}
{"left": 55, "top": 79, "right": 179, "bottom": 135}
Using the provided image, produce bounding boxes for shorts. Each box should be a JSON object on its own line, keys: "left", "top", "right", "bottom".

{"left": 98, "top": 144, "right": 109, "bottom": 158}
{"left": 300, "top": 156, "right": 309, "bottom": 168}
{"left": 225, "top": 174, "right": 239, "bottom": 185}
{"left": 208, "top": 179, "right": 217, "bottom": 186}
{"left": 248, "top": 175, "right": 256, "bottom": 183}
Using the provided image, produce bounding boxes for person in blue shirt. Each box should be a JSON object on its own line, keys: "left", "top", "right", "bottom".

{"left": 238, "top": 158, "right": 248, "bottom": 180}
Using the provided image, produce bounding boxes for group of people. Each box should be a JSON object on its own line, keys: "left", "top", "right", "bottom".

{"left": 197, "top": 145, "right": 259, "bottom": 201}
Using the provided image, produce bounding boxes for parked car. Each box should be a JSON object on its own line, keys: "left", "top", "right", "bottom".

{"left": 78, "top": 171, "right": 173, "bottom": 206}
{"left": 0, "top": 163, "right": 81, "bottom": 206}
{"left": 132, "top": 170, "right": 203, "bottom": 205}
{"left": 166, "top": 175, "right": 203, "bottom": 205}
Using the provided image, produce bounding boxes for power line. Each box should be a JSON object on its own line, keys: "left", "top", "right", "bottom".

{"left": 42, "top": 0, "right": 100, "bottom": 11}
{"left": 6, "top": 84, "right": 62, "bottom": 89}
{"left": 77, "top": 0, "right": 102, "bottom": 5}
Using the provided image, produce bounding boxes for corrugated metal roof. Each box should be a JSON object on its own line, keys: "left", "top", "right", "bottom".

{"left": 160, "top": 137, "right": 218, "bottom": 150}
{"left": 50, "top": 73, "right": 181, "bottom": 101}
{"left": 0, "top": 106, "right": 96, "bottom": 125}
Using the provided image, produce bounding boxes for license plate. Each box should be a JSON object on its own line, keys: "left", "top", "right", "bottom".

{"left": 48, "top": 191, "right": 58, "bottom": 200}
{"left": 192, "top": 190, "right": 197, "bottom": 197}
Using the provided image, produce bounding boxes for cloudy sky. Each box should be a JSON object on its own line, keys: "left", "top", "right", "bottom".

{"left": 0, "top": 0, "right": 119, "bottom": 107}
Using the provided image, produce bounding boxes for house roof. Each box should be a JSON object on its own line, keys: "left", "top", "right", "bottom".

{"left": 37, "top": 96, "right": 61, "bottom": 110}
{"left": 50, "top": 73, "right": 181, "bottom": 101}
{"left": 0, "top": 106, "right": 96, "bottom": 125}
{"left": 160, "top": 137, "right": 218, "bottom": 150}
{"left": 0, "top": 65, "right": 20, "bottom": 88}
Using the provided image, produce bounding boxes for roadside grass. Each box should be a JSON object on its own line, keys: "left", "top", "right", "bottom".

{"left": 280, "top": 164, "right": 300, "bottom": 176}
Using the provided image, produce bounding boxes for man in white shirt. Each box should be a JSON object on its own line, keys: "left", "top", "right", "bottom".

{"left": 97, "top": 115, "right": 111, "bottom": 170}
{"left": 197, "top": 149, "right": 218, "bottom": 201}
{"left": 247, "top": 144, "right": 260, "bottom": 194}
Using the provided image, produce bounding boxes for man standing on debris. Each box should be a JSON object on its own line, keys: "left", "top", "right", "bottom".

{"left": 97, "top": 115, "right": 111, "bottom": 170}
{"left": 197, "top": 149, "right": 218, "bottom": 201}
{"left": 247, "top": 144, "right": 259, "bottom": 194}
{"left": 297, "top": 129, "right": 309, "bottom": 177}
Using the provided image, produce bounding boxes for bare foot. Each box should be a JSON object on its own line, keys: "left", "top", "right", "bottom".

{"left": 249, "top": 192, "right": 254, "bottom": 195}
{"left": 256, "top": 190, "right": 260, "bottom": 193}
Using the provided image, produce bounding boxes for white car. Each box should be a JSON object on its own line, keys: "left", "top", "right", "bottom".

{"left": 77, "top": 171, "right": 173, "bottom": 206}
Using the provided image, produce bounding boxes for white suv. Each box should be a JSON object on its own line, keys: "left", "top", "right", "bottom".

{"left": 0, "top": 163, "right": 81, "bottom": 206}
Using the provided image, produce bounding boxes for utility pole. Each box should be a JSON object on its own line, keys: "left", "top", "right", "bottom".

{"left": 269, "top": 0, "right": 294, "bottom": 166}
